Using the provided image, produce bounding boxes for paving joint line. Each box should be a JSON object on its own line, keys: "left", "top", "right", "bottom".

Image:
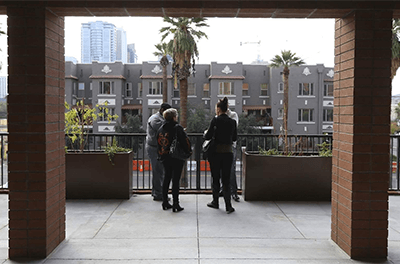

{"left": 92, "top": 200, "right": 123, "bottom": 239}
{"left": 275, "top": 201, "right": 306, "bottom": 239}
{"left": 196, "top": 194, "right": 201, "bottom": 264}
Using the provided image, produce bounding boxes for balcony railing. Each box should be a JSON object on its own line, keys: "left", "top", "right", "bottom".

{"left": 64, "top": 133, "right": 332, "bottom": 192}
{"left": 0, "top": 133, "right": 396, "bottom": 192}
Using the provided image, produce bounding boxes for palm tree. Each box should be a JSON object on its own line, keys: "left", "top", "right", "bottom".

{"left": 153, "top": 42, "right": 171, "bottom": 103}
{"left": 270, "top": 50, "right": 305, "bottom": 154}
{"left": 160, "top": 17, "right": 208, "bottom": 128}
{"left": 392, "top": 19, "right": 400, "bottom": 80}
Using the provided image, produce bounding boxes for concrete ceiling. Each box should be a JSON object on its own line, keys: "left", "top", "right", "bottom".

{"left": 0, "top": 1, "right": 399, "bottom": 18}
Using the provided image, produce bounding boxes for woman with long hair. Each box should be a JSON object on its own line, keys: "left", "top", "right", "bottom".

{"left": 204, "top": 97, "right": 237, "bottom": 214}
{"left": 157, "top": 108, "right": 192, "bottom": 212}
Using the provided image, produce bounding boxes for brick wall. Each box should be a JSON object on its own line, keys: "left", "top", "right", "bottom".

{"left": 7, "top": 4, "right": 65, "bottom": 258}
{"left": 332, "top": 10, "right": 392, "bottom": 259}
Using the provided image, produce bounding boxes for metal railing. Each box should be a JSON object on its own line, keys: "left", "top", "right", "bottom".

{"left": 65, "top": 133, "right": 333, "bottom": 192}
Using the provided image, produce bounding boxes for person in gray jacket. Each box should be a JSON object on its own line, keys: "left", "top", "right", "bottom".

{"left": 146, "top": 103, "right": 171, "bottom": 201}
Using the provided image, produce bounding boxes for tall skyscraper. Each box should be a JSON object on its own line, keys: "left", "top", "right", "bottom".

{"left": 81, "top": 21, "right": 119, "bottom": 63}
{"left": 127, "top": 43, "right": 138, "bottom": 63}
{"left": 116, "top": 28, "right": 127, "bottom": 63}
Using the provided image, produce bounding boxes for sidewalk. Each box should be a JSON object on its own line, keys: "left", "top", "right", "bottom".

{"left": 1, "top": 194, "right": 400, "bottom": 263}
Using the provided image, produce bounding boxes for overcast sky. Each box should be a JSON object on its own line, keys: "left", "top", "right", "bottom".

{"left": 0, "top": 15, "right": 399, "bottom": 95}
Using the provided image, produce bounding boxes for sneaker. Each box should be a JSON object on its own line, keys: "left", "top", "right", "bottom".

{"left": 232, "top": 194, "right": 240, "bottom": 202}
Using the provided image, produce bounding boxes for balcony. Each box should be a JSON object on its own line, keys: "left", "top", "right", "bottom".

{"left": 0, "top": 194, "right": 399, "bottom": 262}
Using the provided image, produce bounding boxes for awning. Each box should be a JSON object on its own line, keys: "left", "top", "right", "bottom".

{"left": 242, "top": 105, "right": 271, "bottom": 110}
{"left": 140, "top": 75, "right": 173, "bottom": 79}
{"left": 65, "top": 75, "right": 78, "bottom": 80}
{"left": 208, "top": 75, "right": 245, "bottom": 80}
{"left": 89, "top": 75, "right": 126, "bottom": 79}
{"left": 122, "top": 104, "right": 142, "bottom": 110}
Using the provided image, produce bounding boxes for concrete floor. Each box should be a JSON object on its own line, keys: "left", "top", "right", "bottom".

{"left": 0, "top": 194, "right": 400, "bottom": 263}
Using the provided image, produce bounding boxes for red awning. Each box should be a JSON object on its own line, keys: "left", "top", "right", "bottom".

{"left": 122, "top": 104, "right": 142, "bottom": 110}
{"left": 242, "top": 105, "right": 271, "bottom": 110}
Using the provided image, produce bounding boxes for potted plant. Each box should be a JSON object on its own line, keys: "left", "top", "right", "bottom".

{"left": 241, "top": 141, "right": 332, "bottom": 201}
{"left": 65, "top": 100, "right": 133, "bottom": 199}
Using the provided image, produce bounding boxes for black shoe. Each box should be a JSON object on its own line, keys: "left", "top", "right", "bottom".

{"left": 232, "top": 194, "right": 240, "bottom": 202}
{"left": 219, "top": 191, "right": 224, "bottom": 197}
{"left": 207, "top": 201, "right": 219, "bottom": 209}
{"left": 162, "top": 202, "right": 173, "bottom": 210}
{"left": 172, "top": 204, "right": 184, "bottom": 212}
{"left": 154, "top": 196, "right": 170, "bottom": 201}
{"left": 226, "top": 207, "right": 235, "bottom": 214}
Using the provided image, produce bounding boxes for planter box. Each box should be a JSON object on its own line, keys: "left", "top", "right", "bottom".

{"left": 66, "top": 151, "right": 133, "bottom": 199}
{"left": 242, "top": 150, "right": 332, "bottom": 201}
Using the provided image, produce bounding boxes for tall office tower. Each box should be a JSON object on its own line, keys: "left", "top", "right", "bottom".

{"left": 81, "top": 21, "right": 117, "bottom": 63}
{"left": 127, "top": 43, "right": 138, "bottom": 63}
{"left": 0, "top": 76, "right": 7, "bottom": 98}
{"left": 116, "top": 28, "right": 127, "bottom": 63}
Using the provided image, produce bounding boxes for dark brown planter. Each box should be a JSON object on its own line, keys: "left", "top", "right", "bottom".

{"left": 242, "top": 149, "right": 332, "bottom": 201}
{"left": 66, "top": 151, "right": 133, "bottom": 199}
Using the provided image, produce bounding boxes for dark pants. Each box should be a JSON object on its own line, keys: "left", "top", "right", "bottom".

{"left": 162, "top": 157, "right": 185, "bottom": 205}
{"left": 210, "top": 152, "right": 233, "bottom": 209}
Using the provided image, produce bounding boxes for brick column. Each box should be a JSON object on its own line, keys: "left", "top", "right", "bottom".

{"left": 7, "top": 5, "right": 66, "bottom": 258}
{"left": 332, "top": 10, "right": 392, "bottom": 259}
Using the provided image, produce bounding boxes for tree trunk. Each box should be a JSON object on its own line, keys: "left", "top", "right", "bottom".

{"left": 392, "top": 58, "right": 400, "bottom": 80}
{"left": 179, "top": 78, "right": 188, "bottom": 129}
{"left": 162, "top": 65, "right": 168, "bottom": 103}
{"left": 283, "top": 67, "right": 290, "bottom": 155}
{"left": 179, "top": 78, "right": 188, "bottom": 187}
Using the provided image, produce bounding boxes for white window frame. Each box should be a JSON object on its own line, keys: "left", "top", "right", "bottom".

{"left": 149, "top": 81, "right": 163, "bottom": 95}
{"left": 98, "top": 108, "right": 116, "bottom": 122}
{"left": 126, "top": 82, "right": 133, "bottom": 98}
{"left": 188, "top": 83, "right": 196, "bottom": 96}
{"left": 138, "top": 83, "right": 143, "bottom": 97}
{"left": 324, "top": 83, "right": 334, "bottom": 97}
{"left": 260, "top": 83, "right": 268, "bottom": 96}
{"left": 298, "top": 83, "right": 314, "bottom": 96}
{"left": 277, "top": 108, "right": 283, "bottom": 119}
{"left": 323, "top": 108, "right": 333, "bottom": 122}
{"left": 218, "top": 82, "right": 234, "bottom": 95}
{"left": 99, "top": 81, "right": 115, "bottom": 95}
{"left": 278, "top": 82, "right": 284, "bottom": 93}
{"left": 298, "top": 108, "right": 314, "bottom": 122}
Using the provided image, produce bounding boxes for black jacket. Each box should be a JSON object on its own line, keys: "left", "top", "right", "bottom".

{"left": 157, "top": 120, "right": 192, "bottom": 161}
{"left": 204, "top": 114, "right": 237, "bottom": 152}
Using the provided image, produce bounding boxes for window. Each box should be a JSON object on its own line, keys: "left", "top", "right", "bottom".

{"left": 203, "top": 83, "right": 209, "bottom": 97}
{"left": 126, "top": 83, "right": 132, "bottom": 98}
{"left": 278, "top": 82, "right": 284, "bottom": 93}
{"left": 98, "top": 108, "right": 116, "bottom": 122}
{"left": 324, "top": 83, "right": 333, "bottom": 97}
{"left": 188, "top": 83, "right": 196, "bottom": 96}
{"left": 99, "top": 81, "right": 114, "bottom": 95}
{"left": 260, "top": 83, "right": 268, "bottom": 96}
{"left": 138, "top": 83, "right": 142, "bottom": 97}
{"left": 149, "top": 81, "right": 163, "bottom": 95}
{"left": 218, "top": 82, "right": 234, "bottom": 95}
{"left": 90, "top": 82, "right": 92, "bottom": 90}
{"left": 299, "top": 83, "right": 314, "bottom": 96}
{"left": 73, "top": 83, "right": 77, "bottom": 94}
{"left": 242, "top": 83, "right": 249, "bottom": 96}
{"left": 298, "top": 109, "right": 314, "bottom": 122}
{"left": 278, "top": 108, "right": 283, "bottom": 119}
{"left": 79, "top": 83, "right": 85, "bottom": 90}
{"left": 323, "top": 109, "right": 333, "bottom": 122}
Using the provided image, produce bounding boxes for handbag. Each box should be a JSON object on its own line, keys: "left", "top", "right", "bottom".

{"left": 202, "top": 126, "right": 216, "bottom": 160}
{"left": 169, "top": 125, "right": 192, "bottom": 161}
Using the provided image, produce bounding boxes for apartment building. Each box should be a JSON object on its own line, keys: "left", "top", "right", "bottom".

{"left": 65, "top": 61, "right": 334, "bottom": 134}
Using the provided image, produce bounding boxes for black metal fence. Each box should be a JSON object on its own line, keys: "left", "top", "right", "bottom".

{"left": 65, "top": 133, "right": 332, "bottom": 192}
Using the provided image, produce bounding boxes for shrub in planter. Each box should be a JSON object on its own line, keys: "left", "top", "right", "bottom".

{"left": 242, "top": 143, "right": 332, "bottom": 201}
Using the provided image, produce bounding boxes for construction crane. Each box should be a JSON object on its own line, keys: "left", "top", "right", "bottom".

{"left": 240, "top": 40, "right": 262, "bottom": 63}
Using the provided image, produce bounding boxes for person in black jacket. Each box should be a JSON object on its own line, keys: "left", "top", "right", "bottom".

{"left": 157, "top": 108, "right": 192, "bottom": 212}
{"left": 204, "top": 97, "right": 237, "bottom": 214}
